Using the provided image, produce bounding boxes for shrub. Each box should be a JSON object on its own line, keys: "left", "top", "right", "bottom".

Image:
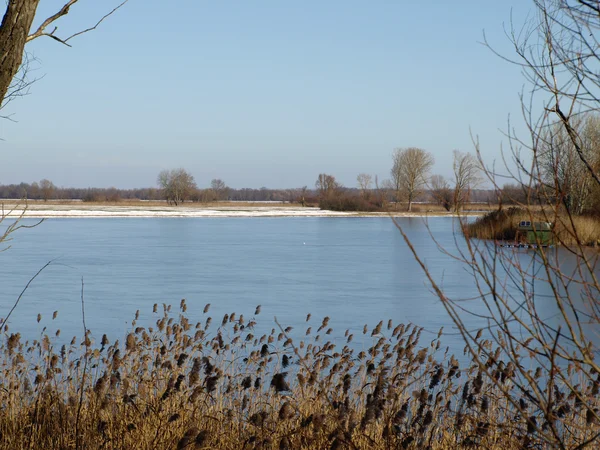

{"left": 319, "top": 193, "right": 385, "bottom": 212}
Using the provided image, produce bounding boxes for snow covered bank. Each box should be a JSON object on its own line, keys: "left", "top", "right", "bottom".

{"left": 1, "top": 203, "right": 470, "bottom": 218}
{"left": 3, "top": 205, "right": 357, "bottom": 218}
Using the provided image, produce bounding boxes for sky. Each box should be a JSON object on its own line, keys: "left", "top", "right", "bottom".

{"left": 1, "top": 1, "right": 534, "bottom": 189}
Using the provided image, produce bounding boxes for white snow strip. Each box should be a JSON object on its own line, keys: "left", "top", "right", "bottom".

{"left": 1, "top": 205, "right": 471, "bottom": 218}
{"left": 4, "top": 206, "right": 358, "bottom": 218}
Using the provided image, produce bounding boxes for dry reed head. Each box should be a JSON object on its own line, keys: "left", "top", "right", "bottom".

{"left": 0, "top": 304, "right": 596, "bottom": 449}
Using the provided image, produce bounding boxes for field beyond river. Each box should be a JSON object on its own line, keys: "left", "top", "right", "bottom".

{"left": 1, "top": 200, "right": 489, "bottom": 218}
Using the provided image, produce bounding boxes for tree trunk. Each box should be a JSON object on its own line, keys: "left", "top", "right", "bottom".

{"left": 0, "top": 0, "right": 40, "bottom": 107}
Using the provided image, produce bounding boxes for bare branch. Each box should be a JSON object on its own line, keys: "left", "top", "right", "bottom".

{"left": 26, "top": 0, "right": 129, "bottom": 45}
{"left": 26, "top": 0, "right": 78, "bottom": 43}
{"left": 65, "top": 0, "right": 129, "bottom": 43}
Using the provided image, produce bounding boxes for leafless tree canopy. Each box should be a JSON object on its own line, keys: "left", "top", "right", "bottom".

{"left": 0, "top": 0, "right": 129, "bottom": 110}
{"left": 315, "top": 173, "right": 340, "bottom": 198}
{"left": 429, "top": 174, "right": 453, "bottom": 211}
{"left": 356, "top": 173, "right": 372, "bottom": 197}
{"left": 39, "top": 178, "right": 55, "bottom": 202}
{"left": 157, "top": 168, "right": 197, "bottom": 206}
{"left": 537, "top": 114, "right": 600, "bottom": 214}
{"left": 210, "top": 179, "right": 229, "bottom": 201}
{"left": 391, "top": 147, "right": 434, "bottom": 211}
{"left": 452, "top": 150, "right": 482, "bottom": 212}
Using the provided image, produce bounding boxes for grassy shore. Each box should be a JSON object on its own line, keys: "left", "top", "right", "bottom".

{"left": 464, "top": 207, "right": 600, "bottom": 247}
{"left": 0, "top": 302, "right": 596, "bottom": 449}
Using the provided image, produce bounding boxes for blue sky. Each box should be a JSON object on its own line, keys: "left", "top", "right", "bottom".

{"left": 1, "top": 1, "right": 532, "bottom": 189}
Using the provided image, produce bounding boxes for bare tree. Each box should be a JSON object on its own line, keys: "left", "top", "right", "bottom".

{"left": 39, "top": 179, "right": 55, "bottom": 202}
{"left": 538, "top": 114, "right": 600, "bottom": 214}
{"left": 27, "top": 181, "right": 39, "bottom": 199}
{"left": 0, "top": 0, "right": 129, "bottom": 109}
{"left": 157, "top": 168, "right": 197, "bottom": 206}
{"left": 452, "top": 150, "right": 482, "bottom": 212}
{"left": 299, "top": 185, "right": 308, "bottom": 207}
{"left": 390, "top": 147, "right": 434, "bottom": 211}
{"left": 356, "top": 173, "right": 372, "bottom": 198}
{"left": 210, "top": 179, "right": 229, "bottom": 202}
{"left": 376, "top": 178, "right": 395, "bottom": 204}
{"left": 429, "top": 174, "right": 453, "bottom": 211}
{"left": 315, "top": 173, "right": 339, "bottom": 198}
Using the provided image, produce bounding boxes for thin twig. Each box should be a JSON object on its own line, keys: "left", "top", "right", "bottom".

{"left": 1, "top": 259, "right": 54, "bottom": 332}
{"left": 75, "top": 277, "right": 88, "bottom": 450}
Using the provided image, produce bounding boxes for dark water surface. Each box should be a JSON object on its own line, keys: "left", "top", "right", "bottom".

{"left": 1, "top": 217, "right": 597, "bottom": 357}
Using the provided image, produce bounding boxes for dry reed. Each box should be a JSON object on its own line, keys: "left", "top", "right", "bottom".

{"left": 0, "top": 301, "right": 596, "bottom": 449}
{"left": 464, "top": 207, "right": 600, "bottom": 246}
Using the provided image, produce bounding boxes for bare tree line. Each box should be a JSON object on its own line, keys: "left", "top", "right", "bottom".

{"left": 349, "top": 147, "right": 485, "bottom": 212}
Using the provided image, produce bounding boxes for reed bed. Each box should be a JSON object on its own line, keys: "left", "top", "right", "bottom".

{"left": 0, "top": 302, "right": 597, "bottom": 449}
{"left": 464, "top": 207, "right": 600, "bottom": 246}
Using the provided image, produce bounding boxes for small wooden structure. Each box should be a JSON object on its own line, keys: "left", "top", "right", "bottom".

{"left": 515, "top": 221, "right": 554, "bottom": 246}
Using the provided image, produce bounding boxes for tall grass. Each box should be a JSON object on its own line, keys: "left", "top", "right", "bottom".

{"left": 0, "top": 302, "right": 597, "bottom": 449}
{"left": 464, "top": 207, "right": 600, "bottom": 246}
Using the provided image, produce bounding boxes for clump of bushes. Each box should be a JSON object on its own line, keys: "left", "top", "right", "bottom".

{"left": 0, "top": 302, "right": 598, "bottom": 449}
{"left": 319, "top": 193, "right": 385, "bottom": 212}
{"left": 82, "top": 188, "right": 121, "bottom": 203}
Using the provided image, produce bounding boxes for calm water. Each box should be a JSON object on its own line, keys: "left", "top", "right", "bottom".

{"left": 1, "top": 217, "right": 598, "bottom": 357}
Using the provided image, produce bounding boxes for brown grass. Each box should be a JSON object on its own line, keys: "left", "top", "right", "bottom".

{"left": 0, "top": 303, "right": 596, "bottom": 449}
{"left": 464, "top": 207, "right": 600, "bottom": 246}
{"left": 386, "top": 203, "right": 496, "bottom": 214}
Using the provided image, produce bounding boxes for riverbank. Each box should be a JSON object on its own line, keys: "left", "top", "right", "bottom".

{"left": 1, "top": 200, "right": 487, "bottom": 218}
{"left": 464, "top": 207, "right": 600, "bottom": 247}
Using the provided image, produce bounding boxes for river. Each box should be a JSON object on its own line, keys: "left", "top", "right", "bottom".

{"left": 1, "top": 216, "right": 597, "bottom": 360}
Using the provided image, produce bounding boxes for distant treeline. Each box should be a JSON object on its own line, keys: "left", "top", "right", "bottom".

{"left": 0, "top": 182, "right": 308, "bottom": 202}
{"left": 0, "top": 180, "right": 499, "bottom": 205}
